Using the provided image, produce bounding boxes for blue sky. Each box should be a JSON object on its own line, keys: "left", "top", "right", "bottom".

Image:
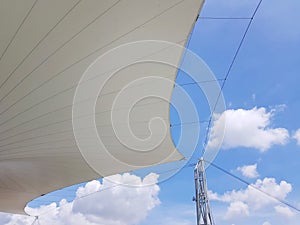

{"left": 145, "top": 0, "right": 300, "bottom": 224}
{"left": 1, "top": 0, "right": 300, "bottom": 224}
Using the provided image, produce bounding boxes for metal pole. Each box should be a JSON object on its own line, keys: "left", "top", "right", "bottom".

{"left": 193, "top": 158, "right": 214, "bottom": 225}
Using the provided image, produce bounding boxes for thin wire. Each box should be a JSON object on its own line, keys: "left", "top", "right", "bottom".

{"left": 199, "top": 17, "right": 252, "bottom": 20}
{"left": 205, "top": 159, "right": 300, "bottom": 213}
{"left": 35, "top": 216, "right": 41, "bottom": 225}
{"left": 0, "top": 0, "right": 121, "bottom": 102}
{"left": 0, "top": 0, "right": 184, "bottom": 107}
{"left": 171, "top": 120, "right": 208, "bottom": 127}
{"left": 0, "top": 2, "right": 258, "bottom": 136}
{"left": 36, "top": 184, "right": 120, "bottom": 217}
{"left": 194, "top": 0, "right": 300, "bottom": 215}
{"left": 0, "top": 116, "right": 208, "bottom": 152}
{"left": 0, "top": 0, "right": 187, "bottom": 128}
{"left": 0, "top": 185, "right": 37, "bottom": 196}
{"left": 0, "top": 74, "right": 218, "bottom": 138}
{"left": 0, "top": 102, "right": 155, "bottom": 145}
{"left": 0, "top": 0, "right": 38, "bottom": 62}
{"left": 177, "top": 78, "right": 225, "bottom": 87}
{"left": 0, "top": 67, "right": 222, "bottom": 146}
{"left": 0, "top": 85, "right": 163, "bottom": 140}
{"left": 0, "top": 100, "right": 168, "bottom": 150}
{"left": 0, "top": 42, "right": 185, "bottom": 132}
{"left": 35, "top": 164, "right": 193, "bottom": 216}
{"left": 30, "top": 216, "right": 38, "bottom": 225}
{"left": 170, "top": 1, "right": 262, "bottom": 142}
{"left": 0, "top": 0, "right": 83, "bottom": 90}
{"left": 0, "top": 11, "right": 255, "bottom": 134}
{"left": 0, "top": 104, "right": 71, "bottom": 138}
{"left": 202, "top": 0, "right": 263, "bottom": 153}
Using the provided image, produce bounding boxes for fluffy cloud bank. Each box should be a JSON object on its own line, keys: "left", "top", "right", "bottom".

{"left": 0, "top": 173, "right": 160, "bottom": 225}
{"left": 274, "top": 205, "right": 295, "bottom": 218}
{"left": 225, "top": 201, "right": 249, "bottom": 219}
{"left": 208, "top": 107, "right": 289, "bottom": 151}
{"left": 293, "top": 129, "right": 300, "bottom": 145}
{"left": 209, "top": 177, "right": 292, "bottom": 220}
{"left": 237, "top": 164, "right": 259, "bottom": 178}
{"left": 262, "top": 222, "right": 271, "bottom": 225}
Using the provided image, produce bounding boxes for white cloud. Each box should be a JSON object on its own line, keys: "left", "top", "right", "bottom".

{"left": 274, "top": 205, "right": 295, "bottom": 218}
{"left": 262, "top": 222, "right": 271, "bottom": 225}
{"left": 293, "top": 129, "right": 300, "bottom": 145}
{"left": 209, "top": 177, "right": 292, "bottom": 219}
{"left": 225, "top": 201, "right": 249, "bottom": 220}
{"left": 208, "top": 107, "right": 289, "bottom": 152}
{"left": 0, "top": 173, "right": 160, "bottom": 225}
{"left": 237, "top": 164, "right": 259, "bottom": 178}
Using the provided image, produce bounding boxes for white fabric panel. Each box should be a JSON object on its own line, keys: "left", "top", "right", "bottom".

{"left": 0, "top": 0, "right": 204, "bottom": 214}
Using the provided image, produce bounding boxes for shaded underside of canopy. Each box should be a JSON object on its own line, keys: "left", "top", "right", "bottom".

{"left": 0, "top": 0, "right": 204, "bottom": 214}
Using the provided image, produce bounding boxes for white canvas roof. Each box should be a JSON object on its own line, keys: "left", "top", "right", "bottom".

{"left": 0, "top": 0, "right": 204, "bottom": 214}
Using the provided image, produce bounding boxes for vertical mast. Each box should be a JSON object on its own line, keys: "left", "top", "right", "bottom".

{"left": 194, "top": 158, "right": 214, "bottom": 225}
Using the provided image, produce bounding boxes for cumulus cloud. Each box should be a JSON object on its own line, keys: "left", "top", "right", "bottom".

{"left": 225, "top": 201, "right": 249, "bottom": 220}
{"left": 208, "top": 107, "right": 289, "bottom": 151}
{"left": 293, "top": 129, "right": 300, "bottom": 145}
{"left": 0, "top": 173, "right": 160, "bottom": 225}
{"left": 209, "top": 177, "right": 292, "bottom": 219}
{"left": 262, "top": 222, "right": 271, "bottom": 225}
{"left": 237, "top": 164, "right": 259, "bottom": 178}
{"left": 274, "top": 205, "right": 295, "bottom": 218}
